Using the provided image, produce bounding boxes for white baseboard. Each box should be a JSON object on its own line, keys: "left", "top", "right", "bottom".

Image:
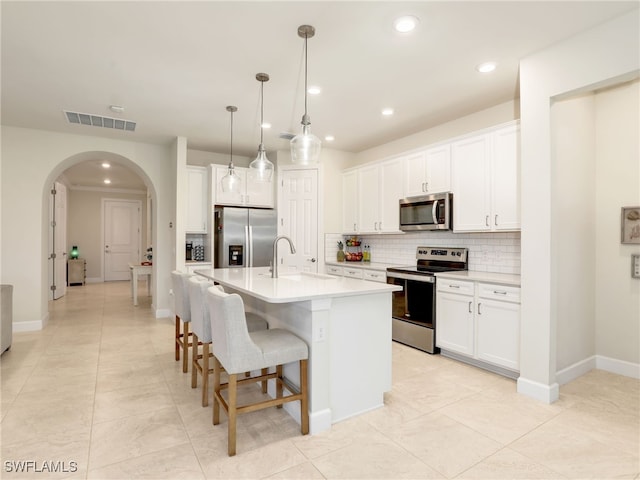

{"left": 13, "top": 313, "right": 48, "bottom": 332}
{"left": 517, "top": 377, "right": 559, "bottom": 404}
{"left": 556, "top": 356, "right": 597, "bottom": 385}
{"left": 556, "top": 355, "right": 640, "bottom": 384}
{"left": 86, "top": 277, "right": 102, "bottom": 284}
{"left": 155, "top": 308, "right": 171, "bottom": 319}
{"left": 596, "top": 355, "right": 640, "bottom": 379}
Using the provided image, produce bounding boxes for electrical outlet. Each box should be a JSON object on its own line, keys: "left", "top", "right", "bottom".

{"left": 632, "top": 254, "right": 640, "bottom": 279}
{"left": 313, "top": 321, "right": 326, "bottom": 342}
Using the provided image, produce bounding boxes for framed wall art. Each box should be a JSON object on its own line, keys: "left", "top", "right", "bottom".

{"left": 621, "top": 206, "right": 640, "bottom": 244}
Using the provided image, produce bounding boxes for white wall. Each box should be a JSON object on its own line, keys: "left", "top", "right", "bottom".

{"left": 1, "top": 126, "right": 175, "bottom": 328}
{"left": 187, "top": 148, "right": 250, "bottom": 167}
{"left": 595, "top": 80, "right": 640, "bottom": 366}
{"left": 551, "top": 94, "right": 597, "bottom": 372}
{"left": 519, "top": 9, "right": 639, "bottom": 402}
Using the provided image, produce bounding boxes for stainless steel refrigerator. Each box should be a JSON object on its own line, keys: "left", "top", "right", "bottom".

{"left": 213, "top": 207, "right": 277, "bottom": 268}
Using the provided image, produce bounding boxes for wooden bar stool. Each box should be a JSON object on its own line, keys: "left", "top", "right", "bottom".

{"left": 171, "top": 270, "right": 194, "bottom": 373}
{"left": 189, "top": 278, "right": 269, "bottom": 407}
{"left": 206, "top": 286, "right": 309, "bottom": 456}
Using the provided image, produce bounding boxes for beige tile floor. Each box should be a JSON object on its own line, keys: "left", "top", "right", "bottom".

{"left": 1, "top": 281, "right": 638, "bottom": 479}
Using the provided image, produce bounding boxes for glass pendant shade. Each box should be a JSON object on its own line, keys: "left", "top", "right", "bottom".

{"left": 291, "top": 124, "right": 321, "bottom": 165}
{"left": 291, "top": 25, "right": 321, "bottom": 165}
{"left": 221, "top": 166, "right": 241, "bottom": 193}
{"left": 248, "top": 73, "right": 274, "bottom": 181}
{"left": 249, "top": 144, "right": 274, "bottom": 181}
{"left": 221, "top": 105, "right": 242, "bottom": 194}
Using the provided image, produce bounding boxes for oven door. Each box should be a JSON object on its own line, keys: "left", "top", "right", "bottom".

{"left": 387, "top": 272, "right": 438, "bottom": 353}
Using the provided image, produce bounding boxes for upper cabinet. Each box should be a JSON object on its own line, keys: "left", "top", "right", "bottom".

{"left": 358, "top": 157, "right": 404, "bottom": 233}
{"left": 451, "top": 122, "right": 520, "bottom": 232}
{"left": 403, "top": 145, "right": 451, "bottom": 198}
{"left": 212, "top": 165, "right": 274, "bottom": 208}
{"left": 342, "top": 170, "right": 359, "bottom": 233}
{"left": 185, "top": 166, "right": 208, "bottom": 233}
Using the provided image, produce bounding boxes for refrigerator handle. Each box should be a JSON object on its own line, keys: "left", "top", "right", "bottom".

{"left": 248, "top": 225, "right": 254, "bottom": 267}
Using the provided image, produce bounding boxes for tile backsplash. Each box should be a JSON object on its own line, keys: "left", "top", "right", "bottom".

{"left": 325, "top": 231, "right": 521, "bottom": 274}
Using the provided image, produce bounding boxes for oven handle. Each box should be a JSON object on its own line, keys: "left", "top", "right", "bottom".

{"left": 387, "top": 272, "right": 435, "bottom": 283}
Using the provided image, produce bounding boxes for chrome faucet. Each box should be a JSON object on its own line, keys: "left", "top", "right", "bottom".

{"left": 272, "top": 235, "right": 296, "bottom": 278}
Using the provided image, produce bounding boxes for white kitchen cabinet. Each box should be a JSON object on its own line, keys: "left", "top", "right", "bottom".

{"left": 186, "top": 166, "right": 208, "bottom": 233}
{"left": 185, "top": 262, "right": 212, "bottom": 274}
{"left": 475, "top": 283, "right": 520, "bottom": 371}
{"left": 326, "top": 265, "right": 344, "bottom": 276}
{"left": 213, "top": 165, "right": 274, "bottom": 208}
{"left": 404, "top": 145, "right": 451, "bottom": 198}
{"left": 325, "top": 264, "right": 387, "bottom": 283}
{"left": 451, "top": 122, "right": 520, "bottom": 232}
{"left": 435, "top": 279, "right": 475, "bottom": 356}
{"left": 436, "top": 277, "right": 520, "bottom": 373}
{"left": 342, "top": 170, "right": 359, "bottom": 233}
{"left": 357, "top": 158, "right": 403, "bottom": 234}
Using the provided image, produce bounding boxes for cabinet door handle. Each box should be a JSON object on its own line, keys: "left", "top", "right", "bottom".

{"left": 495, "top": 214, "right": 498, "bottom": 226}
{"left": 422, "top": 182, "right": 426, "bottom": 192}
{"left": 425, "top": 181, "right": 429, "bottom": 192}
{"left": 353, "top": 223, "right": 357, "bottom": 231}
{"left": 468, "top": 301, "right": 472, "bottom": 313}
{"left": 485, "top": 215, "right": 490, "bottom": 227}
{"left": 477, "top": 302, "right": 482, "bottom": 315}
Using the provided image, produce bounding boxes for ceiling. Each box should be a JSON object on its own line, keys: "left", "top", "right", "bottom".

{"left": 2, "top": 1, "right": 638, "bottom": 189}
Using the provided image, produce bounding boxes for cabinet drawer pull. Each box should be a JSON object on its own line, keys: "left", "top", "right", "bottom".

{"left": 449, "top": 284, "right": 460, "bottom": 289}
{"left": 493, "top": 290, "right": 507, "bottom": 295}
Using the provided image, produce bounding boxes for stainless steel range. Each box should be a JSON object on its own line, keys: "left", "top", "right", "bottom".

{"left": 387, "top": 247, "right": 468, "bottom": 353}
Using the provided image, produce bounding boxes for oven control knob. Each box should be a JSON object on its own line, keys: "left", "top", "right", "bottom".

{"left": 456, "top": 252, "right": 461, "bottom": 256}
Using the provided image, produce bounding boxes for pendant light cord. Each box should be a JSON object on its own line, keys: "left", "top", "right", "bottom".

{"left": 304, "top": 34, "right": 308, "bottom": 118}
{"left": 260, "top": 80, "right": 264, "bottom": 144}
{"left": 229, "top": 109, "right": 234, "bottom": 169}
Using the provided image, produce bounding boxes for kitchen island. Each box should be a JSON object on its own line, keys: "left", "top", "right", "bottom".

{"left": 195, "top": 266, "right": 401, "bottom": 434}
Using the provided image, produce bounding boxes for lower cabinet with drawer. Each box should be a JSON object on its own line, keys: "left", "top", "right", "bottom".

{"left": 436, "top": 277, "right": 520, "bottom": 377}
{"left": 325, "top": 264, "right": 387, "bottom": 283}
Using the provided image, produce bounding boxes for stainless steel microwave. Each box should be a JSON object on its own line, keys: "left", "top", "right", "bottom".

{"left": 399, "top": 192, "right": 453, "bottom": 231}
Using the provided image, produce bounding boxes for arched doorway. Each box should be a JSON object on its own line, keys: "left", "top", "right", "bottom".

{"left": 43, "top": 151, "right": 158, "bottom": 314}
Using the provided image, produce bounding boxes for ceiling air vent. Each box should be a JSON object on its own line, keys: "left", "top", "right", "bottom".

{"left": 64, "top": 111, "right": 136, "bottom": 132}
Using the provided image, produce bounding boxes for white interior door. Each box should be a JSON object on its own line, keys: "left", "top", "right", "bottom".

{"left": 50, "top": 182, "right": 67, "bottom": 299}
{"left": 279, "top": 169, "right": 318, "bottom": 273}
{"left": 104, "top": 199, "right": 141, "bottom": 281}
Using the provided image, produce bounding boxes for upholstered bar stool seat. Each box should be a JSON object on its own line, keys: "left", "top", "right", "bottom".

{"left": 206, "top": 286, "right": 309, "bottom": 456}
{"left": 172, "top": 270, "right": 195, "bottom": 373}
{"left": 190, "top": 278, "right": 269, "bottom": 407}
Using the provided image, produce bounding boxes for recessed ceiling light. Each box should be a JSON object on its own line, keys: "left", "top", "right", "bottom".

{"left": 476, "top": 62, "right": 497, "bottom": 73}
{"left": 394, "top": 16, "right": 419, "bottom": 33}
{"left": 103, "top": 179, "right": 111, "bottom": 184}
{"left": 261, "top": 122, "right": 271, "bottom": 129}
{"left": 325, "top": 135, "right": 335, "bottom": 142}
{"left": 109, "top": 105, "right": 125, "bottom": 114}
{"left": 382, "top": 108, "right": 394, "bottom": 116}
{"left": 101, "top": 162, "right": 111, "bottom": 169}
{"left": 307, "top": 86, "right": 321, "bottom": 95}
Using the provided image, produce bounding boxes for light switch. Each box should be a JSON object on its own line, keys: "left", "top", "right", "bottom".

{"left": 632, "top": 254, "right": 640, "bottom": 279}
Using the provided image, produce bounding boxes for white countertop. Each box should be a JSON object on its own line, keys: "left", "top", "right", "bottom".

{"left": 435, "top": 270, "right": 521, "bottom": 287}
{"left": 194, "top": 266, "right": 402, "bottom": 303}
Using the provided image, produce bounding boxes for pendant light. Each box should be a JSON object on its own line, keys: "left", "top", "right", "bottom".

{"left": 290, "top": 24, "right": 321, "bottom": 165}
{"left": 220, "top": 106, "right": 241, "bottom": 193}
{"left": 248, "top": 73, "right": 274, "bottom": 181}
